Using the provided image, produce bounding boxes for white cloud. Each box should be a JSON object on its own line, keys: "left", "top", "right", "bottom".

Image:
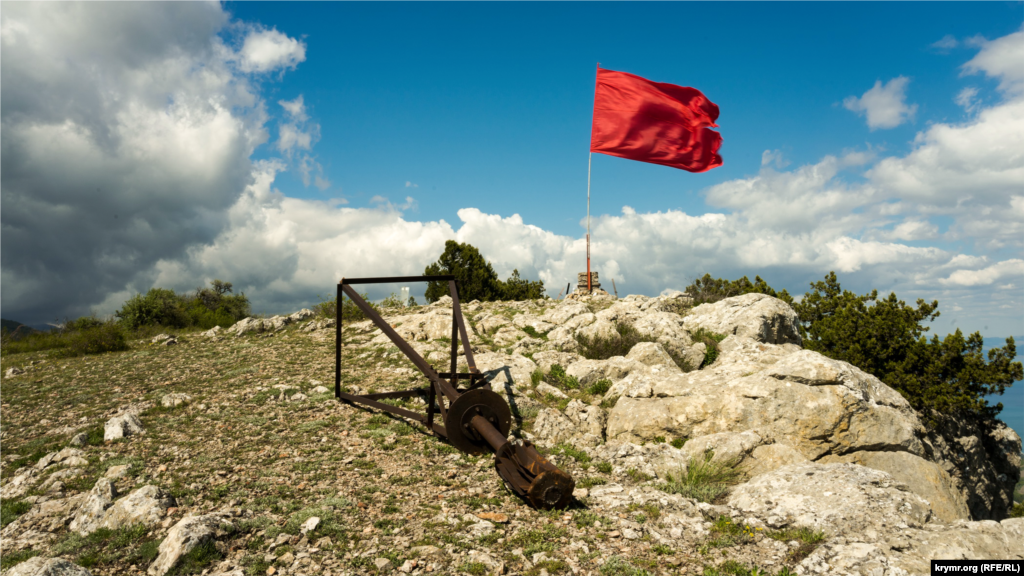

{"left": 961, "top": 26, "right": 1024, "bottom": 95}
{"left": 275, "top": 95, "right": 329, "bottom": 189}
{"left": 873, "top": 218, "right": 940, "bottom": 242}
{"left": 938, "top": 259, "right": 1024, "bottom": 287}
{"left": 931, "top": 34, "right": 959, "bottom": 50}
{"left": 0, "top": 2, "right": 266, "bottom": 325}
{"left": 955, "top": 86, "right": 980, "bottom": 114}
{"left": 843, "top": 76, "right": 918, "bottom": 130}
{"left": 237, "top": 27, "right": 306, "bottom": 74}
{"left": 405, "top": 181, "right": 419, "bottom": 188}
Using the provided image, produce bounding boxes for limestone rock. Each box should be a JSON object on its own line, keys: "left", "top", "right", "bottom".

{"left": 564, "top": 400, "right": 606, "bottom": 446}
{"left": 200, "top": 326, "right": 223, "bottom": 338}
{"left": 530, "top": 350, "right": 581, "bottom": 374}
{"left": 288, "top": 308, "right": 316, "bottom": 323}
{"left": 682, "top": 293, "right": 802, "bottom": 346}
{"left": 148, "top": 513, "right": 233, "bottom": 576}
{"left": 69, "top": 478, "right": 117, "bottom": 535}
{"left": 160, "top": 393, "right": 192, "bottom": 408}
{"left": 69, "top": 433, "right": 88, "bottom": 447}
{"left": 567, "top": 356, "right": 647, "bottom": 388}
{"left": 535, "top": 382, "right": 568, "bottom": 399}
{"left": 104, "top": 412, "right": 144, "bottom": 441}
{"left": 5, "top": 366, "right": 25, "bottom": 378}
{"left": 98, "top": 485, "right": 175, "bottom": 531}
{"left": 531, "top": 408, "right": 576, "bottom": 448}
{"left": 727, "top": 462, "right": 932, "bottom": 536}
{"left": 591, "top": 442, "right": 690, "bottom": 480}
{"left": 311, "top": 385, "right": 330, "bottom": 394}
{"left": 475, "top": 352, "right": 537, "bottom": 390}
{"left": 1, "top": 468, "right": 40, "bottom": 499}
{"left": 820, "top": 450, "right": 969, "bottom": 524}
{"left": 1, "top": 557, "right": 94, "bottom": 576}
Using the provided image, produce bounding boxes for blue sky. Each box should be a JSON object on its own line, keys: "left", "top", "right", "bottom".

{"left": 2, "top": 2, "right": 1022, "bottom": 340}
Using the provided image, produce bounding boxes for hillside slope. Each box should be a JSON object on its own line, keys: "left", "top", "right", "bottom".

{"left": 2, "top": 293, "right": 1021, "bottom": 576}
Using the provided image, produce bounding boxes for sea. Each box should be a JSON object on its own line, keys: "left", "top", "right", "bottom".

{"left": 983, "top": 336, "right": 1024, "bottom": 444}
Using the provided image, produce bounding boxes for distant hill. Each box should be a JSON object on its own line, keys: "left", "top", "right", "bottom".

{"left": 0, "top": 318, "right": 46, "bottom": 340}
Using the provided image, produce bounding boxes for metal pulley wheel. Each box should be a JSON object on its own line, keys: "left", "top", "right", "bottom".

{"left": 443, "top": 388, "right": 513, "bottom": 455}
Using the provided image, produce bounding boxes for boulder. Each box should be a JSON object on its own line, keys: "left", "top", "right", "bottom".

{"left": 727, "top": 462, "right": 932, "bottom": 536}
{"left": 148, "top": 513, "right": 233, "bottom": 576}
{"left": 798, "top": 518, "right": 1024, "bottom": 575}
{"left": 288, "top": 308, "right": 316, "bottom": 323}
{"left": 5, "top": 366, "right": 25, "bottom": 378}
{"left": 535, "top": 382, "right": 568, "bottom": 399}
{"left": 475, "top": 352, "right": 537, "bottom": 391}
{"left": 69, "top": 478, "right": 117, "bottom": 535}
{"left": 104, "top": 412, "right": 144, "bottom": 441}
{"left": 567, "top": 356, "right": 647, "bottom": 388}
{"left": 98, "top": 485, "right": 175, "bottom": 531}
{"left": 530, "top": 408, "right": 576, "bottom": 448}
{"left": 591, "top": 442, "right": 690, "bottom": 480}
{"left": 530, "top": 350, "right": 581, "bottom": 374}
{"left": 564, "top": 400, "right": 606, "bottom": 447}
{"left": 2, "top": 557, "right": 94, "bottom": 576}
{"left": 682, "top": 293, "right": 802, "bottom": 346}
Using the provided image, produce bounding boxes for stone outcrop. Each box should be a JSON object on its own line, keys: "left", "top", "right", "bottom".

{"left": 148, "top": 513, "right": 234, "bottom": 576}
{"left": 104, "top": 412, "right": 143, "bottom": 441}
{"left": 682, "top": 292, "right": 802, "bottom": 346}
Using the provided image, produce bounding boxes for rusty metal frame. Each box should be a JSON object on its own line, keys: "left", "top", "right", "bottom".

{"left": 334, "top": 275, "right": 486, "bottom": 439}
{"left": 334, "top": 275, "right": 576, "bottom": 509}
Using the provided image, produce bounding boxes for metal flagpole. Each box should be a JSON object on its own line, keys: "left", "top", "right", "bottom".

{"left": 586, "top": 152, "right": 592, "bottom": 293}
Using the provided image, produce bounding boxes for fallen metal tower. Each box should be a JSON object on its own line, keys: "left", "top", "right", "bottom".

{"left": 335, "top": 275, "right": 575, "bottom": 509}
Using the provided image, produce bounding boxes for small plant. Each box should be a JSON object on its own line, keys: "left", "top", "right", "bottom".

{"left": 522, "top": 325, "right": 548, "bottom": 340}
{"left": 599, "top": 555, "right": 651, "bottom": 576}
{"left": 1010, "top": 502, "right": 1024, "bottom": 518}
{"left": 0, "top": 500, "right": 31, "bottom": 528}
{"left": 530, "top": 369, "right": 544, "bottom": 387}
{"left": 577, "top": 476, "right": 607, "bottom": 488}
{"left": 661, "top": 450, "right": 743, "bottom": 503}
{"left": 596, "top": 462, "right": 613, "bottom": 474}
{"left": 587, "top": 378, "right": 612, "bottom": 396}
{"left": 690, "top": 327, "right": 728, "bottom": 368}
{"left": 547, "top": 364, "right": 580, "bottom": 390}
{"left": 624, "top": 468, "right": 652, "bottom": 482}
{"left": 671, "top": 437, "right": 687, "bottom": 449}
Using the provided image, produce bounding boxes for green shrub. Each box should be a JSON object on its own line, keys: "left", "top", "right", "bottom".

{"left": 0, "top": 550, "right": 39, "bottom": 572}
{"left": 115, "top": 280, "right": 249, "bottom": 331}
{"left": 547, "top": 364, "right": 580, "bottom": 390}
{"left": 689, "top": 327, "right": 728, "bottom": 368}
{"left": 51, "top": 321, "right": 130, "bottom": 358}
{"left": 670, "top": 437, "right": 687, "bottom": 449}
{"left": 599, "top": 556, "right": 651, "bottom": 576}
{"left": 1010, "top": 502, "right": 1024, "bottom": 518}
{"left": 313, "top": 292, "right": 380, "bottom": 321}
{"left": 576, "top": 322, "right": 694, "bottom": 372}
{"left": 587, "top": 378, "right": 612, "bottom": 396}
{"left": 1, "top": 500, "right": 31, "bottom": 528}
{"left": 685, "top": 274, "right": 793, "bottom": 306}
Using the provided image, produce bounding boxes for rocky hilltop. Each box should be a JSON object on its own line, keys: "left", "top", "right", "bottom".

{"left": 1, "top": 291, "right": 1021, "bottom": 576}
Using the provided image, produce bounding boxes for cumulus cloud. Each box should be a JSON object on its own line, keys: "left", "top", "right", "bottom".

{"left": 938, "top": 259, "right": 1024, "bottom": 287}
{"left": 955, "top": 86, "right": 981, "bottom": 114}
{"left": 843, "top": 76, "right": 918, "bottom": 130}
{"left": 236, "top": 26, "right": 306, "bottom": 74}
{"left": 2, "top": 8, "right": 1020, "bottom": 338}
{"left": 961, "top": 26, "right": 1024, "bottom": 95}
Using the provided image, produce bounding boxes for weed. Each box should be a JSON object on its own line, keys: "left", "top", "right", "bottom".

{"left": 576, "top": 476, "right": 607, "bottom": 488}
{"left": 596, "top": 462, "right": 613, "bottom": 474}
{"left": 168, "top": 540, "right": 223, "bottom": 576}
{"left": 689, "top": 327, "right": 728, "bottom": 368}
{"left": 0, "top": 549, "right": 39, "bottom": 572}
{"left": 586, "top": 378, "right": 612, "bottom": 396}
{"left": 547, "top": 364, "right": 580, "bottom": 390}
{"left": 670, "top": 437, "right": 687, "bottom": 449}
{"left": 624, "top": 468, "right": 652, "bottom": 483}
{"left": 531, "top": 369, "right": 544, "bottom": 387}
{"left": 552, "top": 443, "right": 592, "bottom": 463}
{"left": 660, "top": 450, "right": 743, "bottom": 503}
{"left": 652, "top": 544, "right": 673, "bottom": 555}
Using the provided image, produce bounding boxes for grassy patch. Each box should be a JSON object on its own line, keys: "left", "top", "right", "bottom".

{"left": 168, "top": 540, "right": 223, "bottom": 576}
{"left": 0, "top": 499, "right": 32, "bottom": 528}
{"left": 689, "top": 327, "right": 728, "bottom": 368}
{"left": 586, "top": 378, "right": 611, "bottom": 396}
{"left": 0, "top": 549, "right": 39, "bottom": 572}
{"left": 660, "top": 450, "right": 743, "bottom": 503}
{"left": 575, "top": 322, "right": 695, "bottom": 373}
{"left": 546, "top": 364, "right": 580, "bottom": 391}
{"left": 576, "top": 476, "right": 607, "bottom": 488}
{"left": 507, "top": 523, "right": 569, "bottom": 556}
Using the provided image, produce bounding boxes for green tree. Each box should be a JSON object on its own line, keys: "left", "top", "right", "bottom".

{"left": 499, "top": 269, "right": 545, "bottom": 301}
{"left": 685, "top": 273, "right": 793, "bottom": 305}
{"left": 423, "top": 241, "right": 505, "bottom": 303}
{"left": 793, "top": 272, "right": 1021, "bottom": 420}
{"left": 115, "top": 288, "right": 190, "bottom": 330}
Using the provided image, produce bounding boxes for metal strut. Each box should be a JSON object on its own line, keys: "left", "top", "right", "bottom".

{"left": 335, "top": 275, "right": 575, "bottom": 510}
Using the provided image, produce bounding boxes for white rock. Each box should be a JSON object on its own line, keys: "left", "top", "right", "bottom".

{"left": 535, "top": 382, "right": 568, "bottom": 399}
{"left": 300, "top": 516, "right": 320, "bottom": 534}
{"left": 148, "top": 513, "right": 233, "bottom": 576}
{"left": 104, "top": 412, "right": 144, "bottom": 441}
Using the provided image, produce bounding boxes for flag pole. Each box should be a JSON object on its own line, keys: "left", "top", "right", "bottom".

{"left": 586, "top": 151, "right": 592, "bottom": 293}
{"left": 587, "top": 63, "right": 599, "bottom": 294}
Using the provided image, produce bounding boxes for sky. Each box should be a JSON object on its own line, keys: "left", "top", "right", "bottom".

{"left": 1, "top": 2, "right": 1023, "bottom": 342}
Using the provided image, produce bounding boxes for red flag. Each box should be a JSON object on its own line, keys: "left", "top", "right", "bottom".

{"left": 590, "top": 67, "right": 722, "bottom": 172}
